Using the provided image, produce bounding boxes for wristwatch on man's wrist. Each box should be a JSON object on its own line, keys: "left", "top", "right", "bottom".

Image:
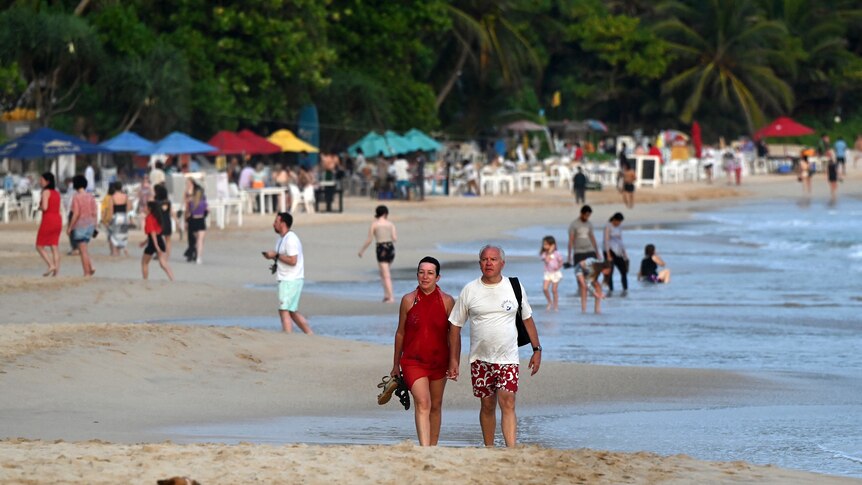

{"left": 532, "top": 345, "right": 542, "bottom": 353}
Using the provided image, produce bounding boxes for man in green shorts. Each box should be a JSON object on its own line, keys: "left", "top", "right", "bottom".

{"left": 263, "top": 212, "right": 313, "bottom": 334}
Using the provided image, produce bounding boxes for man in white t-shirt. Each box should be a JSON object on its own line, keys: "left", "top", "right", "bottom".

{"left": 448, "top": 245, "right": 542, "bottom": 447}
{"left": 84, "top": 163, "right": 95, "bottom": 193}
{"left": 149, "top": 161, "right": 166, "bottom": 187}
{"left": 392, "top": 156, "right": 410, "bottom": 199}
{"left": 262, "top": 212, "right": 313, "bottom": 334}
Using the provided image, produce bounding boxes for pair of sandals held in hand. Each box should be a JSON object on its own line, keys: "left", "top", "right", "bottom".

{"left": 377, "top": 375, "right": 410, "bottom": 410}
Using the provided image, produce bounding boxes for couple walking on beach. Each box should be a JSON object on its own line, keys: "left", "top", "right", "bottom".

{"left": 384, "top": 245, "right": 542, "bottom": 447}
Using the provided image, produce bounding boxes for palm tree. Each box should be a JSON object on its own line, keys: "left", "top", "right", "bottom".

{"left": 654, "top": 0, "right": 796, "bottom": 132}
{"left": 433, "top": 0, "right": 545, "bottom": 110}
{"left": 757, "top": 0, "right": 862, "bottom": 111}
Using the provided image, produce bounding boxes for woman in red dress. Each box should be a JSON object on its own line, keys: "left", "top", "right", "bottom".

{"left": 35, "top": 172, "right": 62, "bottom": 276}
{"left": 390, "top": 256, "right": 455, "bottom": 446}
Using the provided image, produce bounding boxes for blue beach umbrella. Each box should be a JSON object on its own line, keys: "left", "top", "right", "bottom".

{"left": 139, "top": 131, "right": 216, "bottom": 155}
{"left": 348, "top": 131, "right": 392, "bottom": 157}
{"left": 403, "top": 128, "right": 443, "bottom": 152}
{"left": 99, "top": 131, "right": 155, "bottom": 153}
{"left": 0, "top": 127, "right": 110, "bottom": 159}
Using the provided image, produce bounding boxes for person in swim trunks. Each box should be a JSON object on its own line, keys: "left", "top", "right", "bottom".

{"left": 622, "top": 164, "right": 636, "bottom": 208}
{"left": 358, "top": 205, "right": 398, "bottom": 302}
{"left": 390, "top": 256, "right": 455, "bottom": 446}
{"left": 448, "top": 245, "right": 542, "bottom": 447}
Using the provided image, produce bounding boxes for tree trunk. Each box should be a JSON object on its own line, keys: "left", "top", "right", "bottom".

{"left": 435, "top": 47, "right": 470, "bottom": 110}
{"left": 73, "top": 0, "right": 91, "bottom": 16}
{"left": 121, "top": 104, "right": 144, "bottom": 132}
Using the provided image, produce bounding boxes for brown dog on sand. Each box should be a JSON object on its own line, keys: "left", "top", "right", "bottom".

{"left": 157, "top": 478, "right": 200, "bottom": 485}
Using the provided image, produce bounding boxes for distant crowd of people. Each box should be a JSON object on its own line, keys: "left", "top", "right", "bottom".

{"left": 34, "top": 162, "right": 211, "bottom": 279}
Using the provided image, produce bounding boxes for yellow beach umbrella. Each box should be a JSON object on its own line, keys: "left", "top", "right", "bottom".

{"left": 267, "top": 129, "right": 319, "bottom": 153}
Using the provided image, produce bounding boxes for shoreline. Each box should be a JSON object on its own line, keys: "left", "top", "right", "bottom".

{"left": 2, "top": 173, "right": 861, "bottom": 483}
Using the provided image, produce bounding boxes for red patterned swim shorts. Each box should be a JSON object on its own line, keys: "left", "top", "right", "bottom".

{"left": 470, "top": 360, "right": 519, "bottom": 398}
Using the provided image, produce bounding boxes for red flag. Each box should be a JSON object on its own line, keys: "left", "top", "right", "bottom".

{"left": 692, "top": 121, "right": 703, "bottom": 159}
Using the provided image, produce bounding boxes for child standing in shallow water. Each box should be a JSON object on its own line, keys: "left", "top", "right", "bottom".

{"left": 540, "top": 235, "right": 564, "bottom": 311}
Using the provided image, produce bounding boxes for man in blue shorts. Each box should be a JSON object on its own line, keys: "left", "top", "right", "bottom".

{"left": 262, "top": 212, "right": 313, "bottom": 334}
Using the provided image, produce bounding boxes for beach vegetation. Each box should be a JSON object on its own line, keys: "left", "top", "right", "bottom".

{"left": 0, "top": 0, "right": 861, "bottom": 147}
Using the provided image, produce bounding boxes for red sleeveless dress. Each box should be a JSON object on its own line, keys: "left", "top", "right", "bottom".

{"left": 400, "top": 286, "right": 450, "bottom": 389}
{"left": 36, "top": 189, "right": 62, "bottom": 246}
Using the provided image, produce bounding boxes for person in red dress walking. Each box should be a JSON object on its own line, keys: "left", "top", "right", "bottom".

{"left": 390, "top": 256, "right": 455, "bottom": 446}
{"left": 35, "top": 172, "right": 62, "bottom": 276}
{"left": 140, "top": 200, "right": 174, "bottom": 281}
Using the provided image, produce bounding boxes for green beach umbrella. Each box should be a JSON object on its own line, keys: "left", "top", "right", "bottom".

{"left": 382, "top": 130, "right": 414, "bottom": 155}
{"left": 404, "top": 128, "right": 443, "bottom": 152}
{"left": 348, "top": 131, "right": 392, "bottom": 157}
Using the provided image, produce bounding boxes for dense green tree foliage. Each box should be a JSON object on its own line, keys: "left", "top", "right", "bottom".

{"left": 0, "top": 0, "right": 860, "bottom": 146}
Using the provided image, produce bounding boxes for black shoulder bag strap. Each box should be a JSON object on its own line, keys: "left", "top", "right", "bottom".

{"left": 509, "top": 277, "right": 530, "bottom": 347}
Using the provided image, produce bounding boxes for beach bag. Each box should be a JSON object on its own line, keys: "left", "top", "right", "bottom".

{"left": 508, "top": 277, "right": 531, "bottom": 347}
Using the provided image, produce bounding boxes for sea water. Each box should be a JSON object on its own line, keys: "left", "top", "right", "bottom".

{"left": 162, "top": 197, "right": 862, "bottom": 478}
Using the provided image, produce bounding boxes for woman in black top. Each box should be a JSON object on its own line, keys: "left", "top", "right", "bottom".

{"left": 638, "top": 244, "right": 671, "bottom": 283}
{"left": 153, "top": 184, "right": 175, "bottom": 259}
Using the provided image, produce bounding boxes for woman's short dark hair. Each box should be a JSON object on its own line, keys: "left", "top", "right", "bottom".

{"left": 644, "top": 244, "right": 656, "bottom": 256}
{"left": 41, "top": 172, "right": 55, "bottom": 190}
{"left": 375, "top": 205, "right": 388, "bottom": 218}
{"left": 610, "top": 212, "right": 624, "bottom": 222}
{"left": 72, "top": 174, "right": 87, "bottom": 190}
{"left": 417, "top": 256, "right": 441, "bottom": 275}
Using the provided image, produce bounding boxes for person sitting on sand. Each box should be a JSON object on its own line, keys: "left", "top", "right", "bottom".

{"left": 575, "top": 258, "right": 612, "bottom": 314}
{"left": 638, "top": 244, "right": 670, "bottom": 284}
{"left": 389, "top": 256, "right": 455, "bottom": 446}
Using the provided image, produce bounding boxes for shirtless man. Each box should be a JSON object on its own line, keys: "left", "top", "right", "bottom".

{"left": 622, "top": 165, "right": 637, "bottom": 208}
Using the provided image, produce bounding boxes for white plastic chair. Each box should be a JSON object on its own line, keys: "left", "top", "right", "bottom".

{"left": 555, "top": 165, "right": 573, "bottom": 190}
{"left": 289, "top": 184, "right": 315, "bottom": 213}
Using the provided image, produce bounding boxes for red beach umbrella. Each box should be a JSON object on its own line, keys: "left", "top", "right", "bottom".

{"left": 236, "top": 129, "right": 281, "bottom": 155}
{"left": 207, "top": 130, "right": 252, "bottom": 155}
{"left": 692, "top": 121, "right": 702, "bottom": 158}
{"left": 753, "top": 117, "right": 814, "bottom": 140}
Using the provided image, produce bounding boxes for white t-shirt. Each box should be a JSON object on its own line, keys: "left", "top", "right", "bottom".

{"left": 275, "top": 231, "right": 304, "bottom": 281}
{"left": 392, "top": 158, "right": 410, "bottom": 181}
{"left": 84, "top": 165, "right": 95, "bottom": 191}
{"left": 149, "top": 167, "right": 165, "bottom": 186}
{"left": 449, "top": 277, "right": 532, "bottom": 365}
